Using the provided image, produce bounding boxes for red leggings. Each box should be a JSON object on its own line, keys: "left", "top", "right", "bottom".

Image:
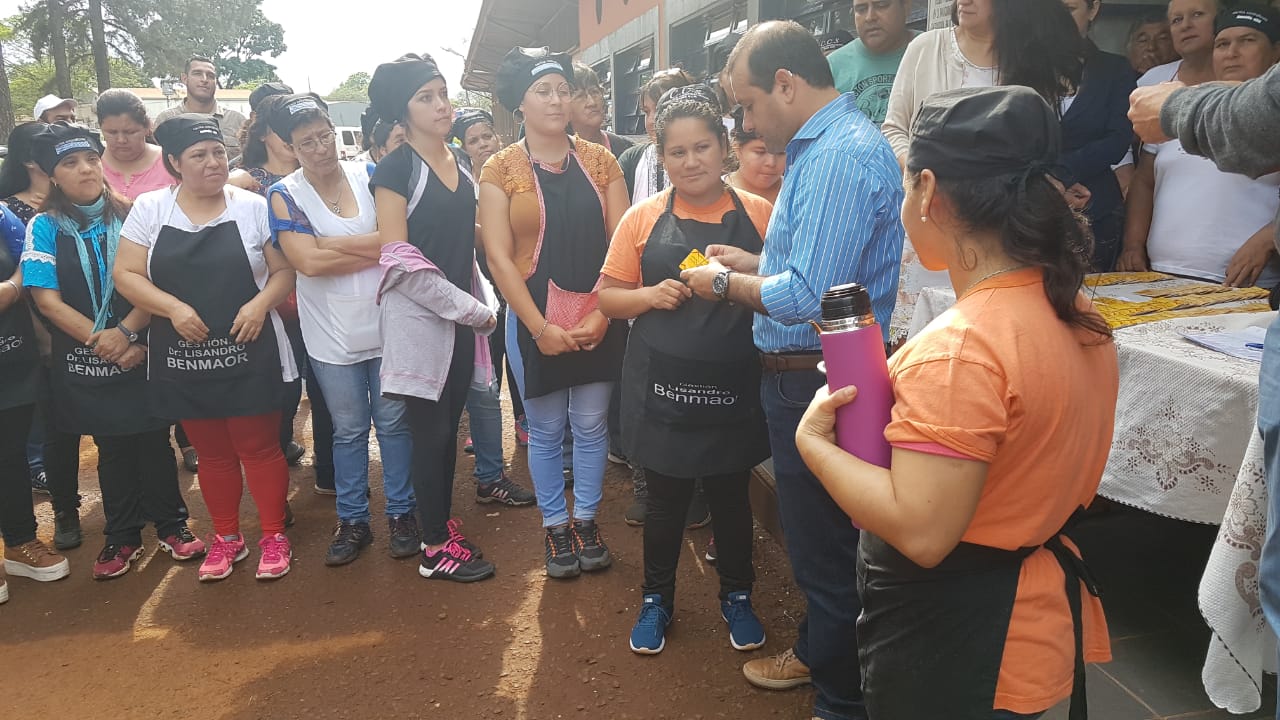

{"left": 181, "top": 412, "right": 288, "bottom": 536}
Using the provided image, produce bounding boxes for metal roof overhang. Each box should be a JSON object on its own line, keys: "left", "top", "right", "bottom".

{"left": 462, "top": 0, "right": 580, "bottom": 94}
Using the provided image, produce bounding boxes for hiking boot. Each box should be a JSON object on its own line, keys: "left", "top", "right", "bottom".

{"left": 30, "top": 470, "right": 50, "bottom": 496}
{"left": 742, "top": 648, "right": 811, "bottom": 690}
{"left": 198, "top": 534, "right": 249, "bottom": 582}
{"left": 446, "top": 518, "right": 483, "bottom": 559}
{"left": 476, "top": 473, "right": 536, "bottom": 507}
{"left": 721, "top": 591, "right": 766, "bottom": 651}
{"left": 629, "top": 594, "right": 671, "bottom": 655}
{"left": 388, "top": 514, "right": 421, "bottom": 559}
{"left": 686, "top": 489, "right": 711, "bottom": 530}
{"left": 93, "top": 544, "right": 143, "bottom": 580}
{"left": 181, "top": 447, "right": 199, "bottom": 473}
{"left": 705, "top": 537, "right": 718, "bottom": 565}
{"left": 256, "top": 534, "right": 292, "bottom": 580}
{"left": 3, "top": 540, "right": 70, "bottom": 582}
{"left": 571, "top": 519, "right": 612, "bottom": 572}
{"left": 53, "top": 511, "right": 82, "bottom": 550}
{"left": 284, "top": 441, "right": 306, "bottom": 466}
{"left": 325, "top": 521, "right": 373, "bottom": 566}
{"left": 624, "top": 496, "right": 647, "bottom": 526}
{"left": 159, "top": 524, "right": 207, "bottom": 560}
{"left": 419, "top": 540, "right": 495, "bottom": 582}
{"left": 544, "top": 525, "right": 580, "bottom": 579}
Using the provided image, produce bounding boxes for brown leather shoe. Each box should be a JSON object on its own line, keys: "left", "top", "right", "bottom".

{"left": 743, "top": 647, "right": 811, "bottom": 690}
{"left": 4, "top": 540, "right": 70, "bottom": 582}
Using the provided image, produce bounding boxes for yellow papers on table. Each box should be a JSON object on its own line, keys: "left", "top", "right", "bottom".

{"left": 1086, "top": 274, "right": 1272, "bottom": 329}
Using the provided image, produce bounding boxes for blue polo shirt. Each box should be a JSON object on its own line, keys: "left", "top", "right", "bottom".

{"left": 755, "top": 92, "right": 905, "bottom": 353}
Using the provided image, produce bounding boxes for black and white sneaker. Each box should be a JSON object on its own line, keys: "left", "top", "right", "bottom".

{"left": 571, "top": 519, "right": 612, "bottom": 572}
{"left": 476, "top": 473, "right": 537, "bottom": 507}
{"left": 418, "top": 541, "right": 495, "bottom": 583}
{"left": 544, "top": 526, "right": 581, "bottom": 579}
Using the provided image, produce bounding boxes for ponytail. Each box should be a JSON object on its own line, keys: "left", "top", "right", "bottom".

{"left": 923, "top": 170, "right": 1112, "bottom": 341}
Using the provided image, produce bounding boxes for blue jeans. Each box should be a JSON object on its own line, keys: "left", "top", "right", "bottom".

{"left": 467, "top": 378, "right": 505, "bottom": 484}
{"left": 762, "top": 369, "right": 866, "bottom": 720}
{"left": 507, "top": 310, "right": 611, "bottom": 527}
{"left": 309, "top": 356, "right": 414, "bottom": 523}
{"left": 1256, "top": 314, "right": 1280, "bottom": 719}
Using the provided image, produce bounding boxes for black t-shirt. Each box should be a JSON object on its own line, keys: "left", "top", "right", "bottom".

{"left": 370, "top": 143, "right": 476, "bottom": 292}
{"left": 604, "top": 132, "right": 634, "bottom": 160}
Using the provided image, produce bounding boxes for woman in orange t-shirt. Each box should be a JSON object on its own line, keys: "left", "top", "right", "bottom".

{"left": 797, "top": 86, "right": 1119, "bottom": 719}
{"left": 599, "top": 85, "right": 772, "bottom": 656}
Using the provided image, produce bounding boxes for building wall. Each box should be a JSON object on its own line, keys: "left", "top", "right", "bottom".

{"left": 581, "top": 0, "right": 662, "bottom": 50}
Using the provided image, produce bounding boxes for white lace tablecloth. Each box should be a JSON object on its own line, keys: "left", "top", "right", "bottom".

{"left": 909, "top": 286, "right": 1275, "bottom": 713}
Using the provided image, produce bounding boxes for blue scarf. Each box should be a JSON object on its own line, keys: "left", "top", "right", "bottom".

{"left": 55, "top": 195, "right": 122, "bottom": 333}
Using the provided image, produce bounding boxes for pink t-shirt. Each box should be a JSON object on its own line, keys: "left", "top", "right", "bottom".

{"left": 103, "top": 151, "right": 173, "bottom": 201}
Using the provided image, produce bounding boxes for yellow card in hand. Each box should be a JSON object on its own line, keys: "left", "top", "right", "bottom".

{"left": 680, "top": 248, "right": 710, "bottom": 272}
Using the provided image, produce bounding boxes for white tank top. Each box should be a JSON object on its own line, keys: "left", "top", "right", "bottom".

{"left": 278, "top": 161, "right": 383, "bottom": 365}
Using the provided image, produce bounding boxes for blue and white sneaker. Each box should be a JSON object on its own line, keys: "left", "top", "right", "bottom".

{"left": 721, "top": 591, "right": 766, "bottom": 651}
{"left": 629, "top": 594, "right": 671, "bottom": 655}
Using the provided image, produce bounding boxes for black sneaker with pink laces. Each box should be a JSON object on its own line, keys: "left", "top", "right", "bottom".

{"left": 418, "top": 540, "right": 495, "bottom": 583}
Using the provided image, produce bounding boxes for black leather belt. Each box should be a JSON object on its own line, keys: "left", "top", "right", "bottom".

{"left": 758, "top": 352, "right": 822, "bottom": 373}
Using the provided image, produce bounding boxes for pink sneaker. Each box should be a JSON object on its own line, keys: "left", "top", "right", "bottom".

{"left": 446, "top": 517, "right": 481, "bottom": 560}
{"left": 158, "top": 524, "right": 207, "bottom": 561}
{"left": 198, "top": 535, "right": 249, "bottom": 582}
{"left": 256, "top": 534, "right": 292, "bottom": 580}
{"left": 93, "top": 544, "right": 142, "bottom": 580}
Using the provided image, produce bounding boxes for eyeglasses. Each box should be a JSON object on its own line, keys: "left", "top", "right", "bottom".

{"left": 530, "top": 83, "right": 572, "bottom": 103}
{"left": 293, "top": 130, "right": 336, "bottom": 154}
{"left": 573, "top": 85, "right": 605, "bottom": 100}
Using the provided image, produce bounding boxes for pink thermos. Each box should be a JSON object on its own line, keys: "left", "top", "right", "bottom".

{"left": 817, "top": 283, "right": 893, "bottom": 469}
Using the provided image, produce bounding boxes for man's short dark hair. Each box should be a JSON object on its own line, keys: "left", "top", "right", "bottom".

{"left": 185, "top": 55, "right": 216, "bottom": 74}
{"left": 726, "top": 20, "right": 835, "bottom": 93}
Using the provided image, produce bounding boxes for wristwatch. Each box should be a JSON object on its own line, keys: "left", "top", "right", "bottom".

{"left": 712, "top": 269, "right": 732, "bottom": 301}
{"left": 117, "top": 321, "right": 139, "bottom": 344}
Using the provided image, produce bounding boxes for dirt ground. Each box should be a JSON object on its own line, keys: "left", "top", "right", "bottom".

{"left": 1, "top": 398, "right": 815, "bottom": 720}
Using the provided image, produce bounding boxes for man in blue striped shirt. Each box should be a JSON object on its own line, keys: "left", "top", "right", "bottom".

{"left": 683, "top": 20, "right": 902, "bottom": 720}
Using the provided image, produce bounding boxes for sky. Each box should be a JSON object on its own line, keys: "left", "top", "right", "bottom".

{"left": 260, "top": 0, "right": 484, "bottom": 95}
{"left": 0, "top": 0, "right": 486, "bottom": 96}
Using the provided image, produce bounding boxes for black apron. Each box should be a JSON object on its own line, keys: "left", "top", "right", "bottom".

{"left": 0, "top": 242, "right": 38, "bottom": 411}
{"left": 516, "top": 143, "right": 626, "bottom": 399}
{"left": 147, "top": 203, "right": 284, "bottom": 420}
{"left": 46, "top": 224, "right": 159, "bottom": 435}
{"left": 857, "top": 508, "right": 1100, "bottom": 720}
{"left": 621, "top": 189, "right": 769, "bottom": 478}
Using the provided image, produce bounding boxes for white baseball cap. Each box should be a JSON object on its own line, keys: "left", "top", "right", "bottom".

{"left": 33, "top": 94, "right": 76, "bottom": 121}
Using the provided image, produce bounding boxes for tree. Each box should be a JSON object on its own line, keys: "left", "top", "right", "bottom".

{"left": 87, "top": 0, "right": 109, "bottom": 91}
{"left": 128, "top": 0, "right": 286, "bottom": 87}
{"left": 451, "top": 89, "right": 492, "bottom": 114}
{"left": 6, "top": 57, "right": 148, "bottom": 119}
{"left": 47, "top": 0, "right": 71, "bottom": 96}
{"left": 326, "top": 72, "right": 370, "bottom": 102}
{"left": 0, "top": 24, "right": 15, "bottom": 137}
